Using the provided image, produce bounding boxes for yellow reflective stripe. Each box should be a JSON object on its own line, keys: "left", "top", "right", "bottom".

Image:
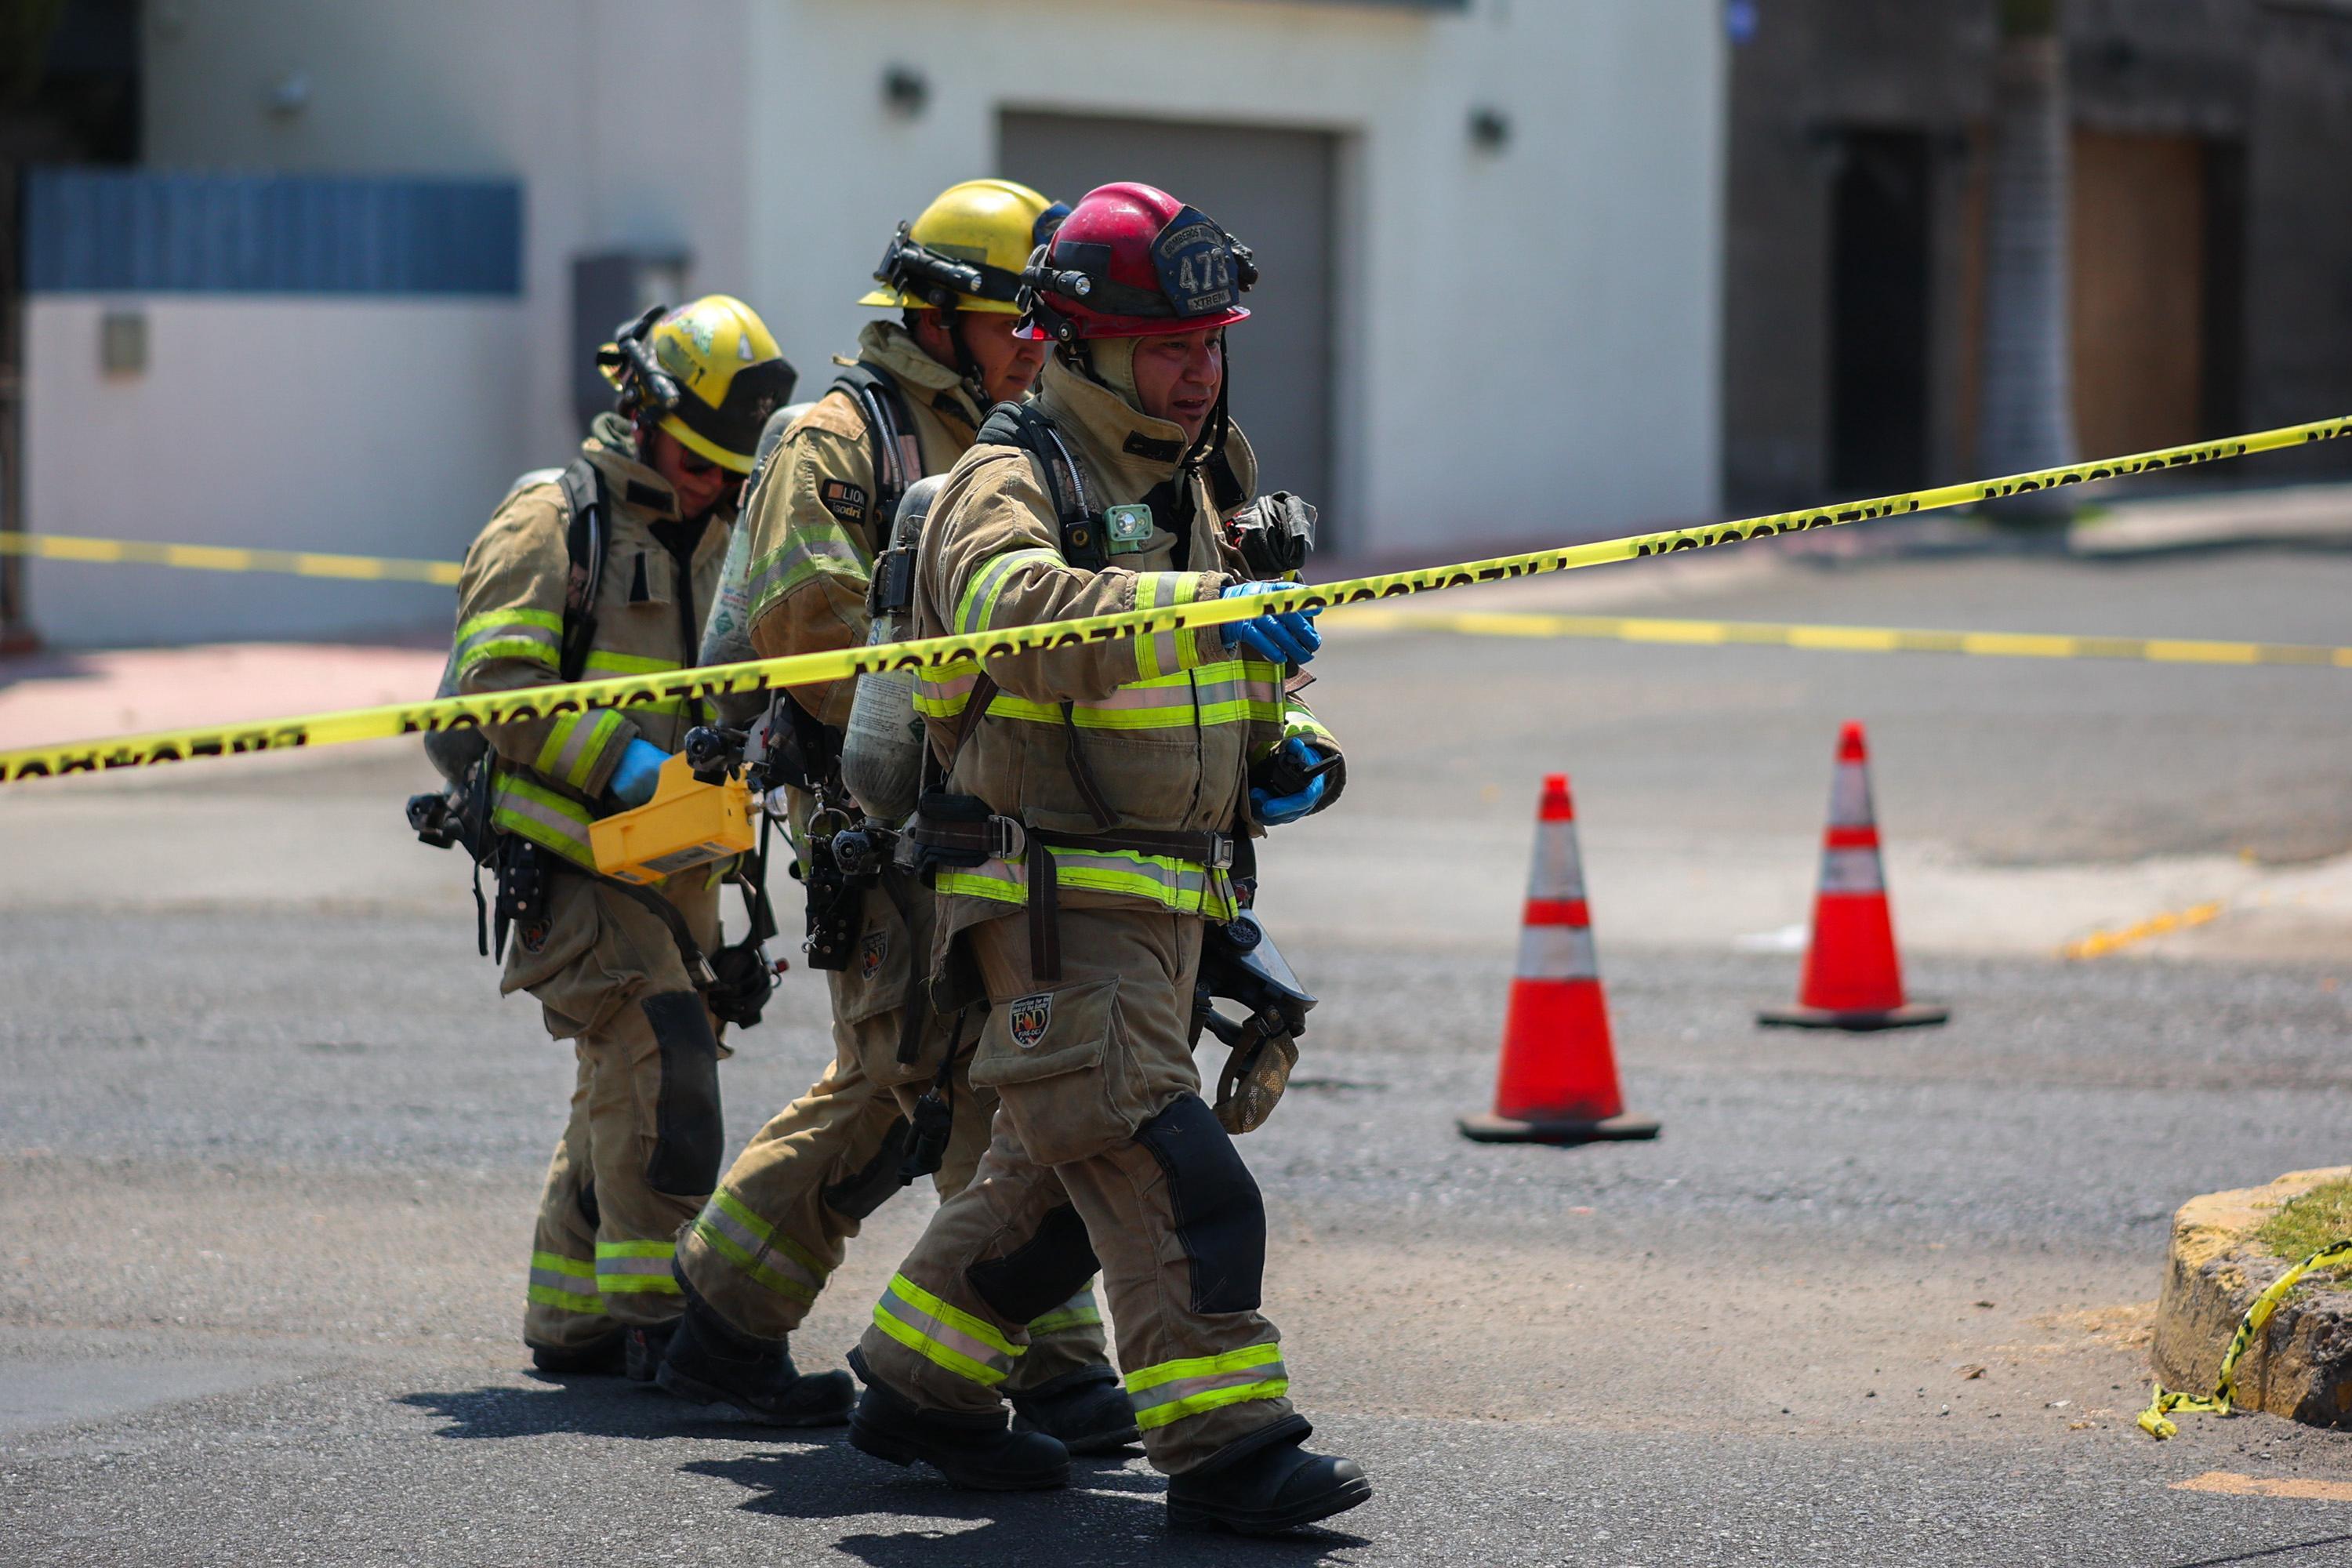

{"left": 492, "top": 775, "right": 599, "bottom": 869}
{"left": 579, "top": 652, "right": 688, "bottom": 718}
{"left": 1125, "top": 1342, "right": 1288, "bottom": 1431}
{"left": 691, "top": 1190, "right": 823, "bottom": 1306}
{"left": 935, "top": 847, "right": 1238, "bottom": 920}
{"left": 528, "top": 1250, "right": 606, "bottom": 1313}
{"left": 456, "top": 637, "right": 561, "bottom": 676}
{"left": 457, "top": 607, "right": 561, "bottom": 641}
{"left": 749, "top": 532, "right": 866, "bottom": 620}
{"left": 533, "top": 705, "right": 625, "bottom": 791}
{"left": 582, "top": 650, "right": 680, "bottom": 677}
{"left": 955, "top": 548, "right": 1061, "bottom": 636}
{"left": 871, "top": 1272, "right": 1024, "bottom": 1387}
{"left": 1026, "top": 1287, "right": 1102, "bottom": 1338}
{"left": 595, "top": 1238, "right": 680, "bottom": 1295}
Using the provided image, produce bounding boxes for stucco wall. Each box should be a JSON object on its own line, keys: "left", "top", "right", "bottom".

{"left": 24, "top": 296, "right": 527, "bottom": 647}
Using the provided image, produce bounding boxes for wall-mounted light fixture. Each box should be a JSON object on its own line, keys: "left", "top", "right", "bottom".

{"left": 882, "top": 65, "right": 930, "bottom": 119}
{"left": 1468, "top": 106, "right": 1512, "bottom": 152}
{"left": 267, "top": 70, "right": 310, "bottom": 118}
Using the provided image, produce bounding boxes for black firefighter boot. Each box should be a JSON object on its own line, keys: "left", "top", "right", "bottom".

{"left": 1009, "top": 1365, "right": 1142, "bottom": 1454}
{"left": 1164, "top": 1415, "right": 1372, "bottom": 1536}
{"left": 845, "top": 1348, "right": 1069, "bottom": 1491}
{"left": 654, "top": 1282, "right": 855, "bottom": 1425}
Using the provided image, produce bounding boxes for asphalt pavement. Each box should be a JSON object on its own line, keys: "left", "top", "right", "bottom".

{"left": 4, "top": 543, "right": 2351, "bottom": 1565}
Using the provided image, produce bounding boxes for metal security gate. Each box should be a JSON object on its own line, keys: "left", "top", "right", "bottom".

{"left": 999, "top": 111, "right": 1339, "bottom": 543}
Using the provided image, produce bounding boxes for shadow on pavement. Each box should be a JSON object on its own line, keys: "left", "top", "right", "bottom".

{"left": 686, "top": 1446, "right": 1372, "bottom": 1566}
{"left": 396, "top": 1380, "right": 783, "bottom": 1443}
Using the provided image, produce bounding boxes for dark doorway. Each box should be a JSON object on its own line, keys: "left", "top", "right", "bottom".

{"left": 998, "top": 111, "right": 1338, "bottom": 543}
{"left": 1828, "top": 131, "right": 1933, "bottom": 497}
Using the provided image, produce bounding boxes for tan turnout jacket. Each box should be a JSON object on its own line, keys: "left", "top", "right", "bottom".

{"left": 909, "top": 357, "right": 1338, "bottom": 940}
{"left": 452, "top": 413, "right": 733, "bottom": 880}
{"left": 742, "top": 321, "right": 985, "bottom": 726}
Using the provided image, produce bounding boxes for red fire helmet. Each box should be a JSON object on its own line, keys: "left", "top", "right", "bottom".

{"left": 1015, "top": 181, "right": 1257, "bottom": 343}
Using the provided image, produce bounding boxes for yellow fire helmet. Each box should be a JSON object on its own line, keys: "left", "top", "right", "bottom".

{"left": 597, "top": 295, "right": 797, "bottom": 474}
{"left": 859, "top": 179, "right": 1069, "bottom": 316}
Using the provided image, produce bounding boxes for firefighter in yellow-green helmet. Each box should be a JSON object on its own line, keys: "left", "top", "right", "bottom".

{"left": 657, "top": 183, "right": 1138, "bottom": 1451}
{"left": 447, "top": 295, "right": 797, "bottom": 1382}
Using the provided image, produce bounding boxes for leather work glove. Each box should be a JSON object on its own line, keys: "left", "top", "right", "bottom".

{"left": 609, "top": 739, "right": 671, "bottom": 808}
{"left": 1218, "top": 581, "right": 1320, "bottom": 666}
{"left": 1250, "top": 736, "right": 1339, "bottom": 826}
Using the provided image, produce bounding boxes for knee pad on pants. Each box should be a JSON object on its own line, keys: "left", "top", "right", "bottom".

{"left": 1135, "top": 1093, "right": 1265, "bottom": 1315}
{"left": 822, "top": 1116, "right": 913, "bottom": 1221}
{"left": 641, "top": 991, "right": 723, "bottom": 1196}
{"left": 966, "top": 1203, "right": 1102, "bottom": 1324}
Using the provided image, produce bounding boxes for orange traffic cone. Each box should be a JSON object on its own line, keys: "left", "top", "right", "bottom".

{"left": 1758, "top": 723, "right": 1949, "bottom": 1031}
{"left": 1459, "top": 774, "right": 1660, "bottom": 1145}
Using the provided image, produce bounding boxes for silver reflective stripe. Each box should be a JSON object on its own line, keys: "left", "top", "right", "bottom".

{"left": 1127, "top": 1359, "right": 1290, "bottom": 1420}
{"left": 1525, "top": 820, "right": 1586, "bottom": 901}
{"left": 1828, "top": 761, "right": 1875, "bottom": 828}
{"left": 493, "top": 785, "right": 596, "bottom": 862}
{"left": 542, "top": 709, "right": 615, "bottom": 791}
{"left": 1819, "top": 847, "right": 1885, "bottom": 893}
{"left": 699, "top": 1196, "right": 822, "bottom": 1294}
{"left": 596, "top": 1252, "right": 673, "bottom": 1278}
{"left": 530, "top": 1264, "right": 600, "bottom": 1296}
{"left": 875, "top": 1287, "right": 1019, "bottom": 1380}
{"left": 1515, "top": 924, "right": 1599, "bottom": 981}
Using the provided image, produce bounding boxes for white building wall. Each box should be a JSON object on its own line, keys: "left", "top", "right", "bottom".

{"left": 752, "top": 0, "right": 1726, "bottom": 558}
{"left": 24, "top": 296, "right": 528, "bottom": 646}
{"left": 76, "top": 0, "right": 1722, "bottom": 646}
{"left": 140, "top": 0, "right": 753, "bottom": 466}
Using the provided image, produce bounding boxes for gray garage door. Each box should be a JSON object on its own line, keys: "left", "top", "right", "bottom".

{"left": 999, "top": 111, "right": 1338, "bottom": 543}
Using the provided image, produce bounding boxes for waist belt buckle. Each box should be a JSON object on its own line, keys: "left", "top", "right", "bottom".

{"left": 1205, "top": 833, "right": 1235, "bottom": 871}
{"left": 989, "top": 815, "right": 1026, "bottom": 861}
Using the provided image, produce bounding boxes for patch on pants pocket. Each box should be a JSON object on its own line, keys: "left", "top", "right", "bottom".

{"left": 641, "top": 991, "right": 723, "bottom": 1196}
{"left": 970, "top": 977, "right": 1121, "bottom": 1166}
{"left": 1136, "top": 1094, "right": 1266, "bottom": 1315}
{"left": 971, "top": 978, "right": 1116, "bottom": 1090}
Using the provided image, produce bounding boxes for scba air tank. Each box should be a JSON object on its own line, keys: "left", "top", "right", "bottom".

{"left": 841, "top": 475, "right": 947, "bottom": 822}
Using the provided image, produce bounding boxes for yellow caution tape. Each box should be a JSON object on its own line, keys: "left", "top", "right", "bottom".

{"left": 2139, "top": 1238, "right": 2352, "bottom": 1439}
{"left": 0, "top": 530, "right": 459, "bottom": 585}
{"left": 1333, "top": 609, "right": 2352, "bottom": 668}
{"left": 4, "top": 414, "right": 2348, "bottom": 787}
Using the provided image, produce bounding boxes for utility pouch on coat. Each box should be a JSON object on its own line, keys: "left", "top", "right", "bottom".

{"left": 641, "top": 990, "right": 724, "bottom": 1196}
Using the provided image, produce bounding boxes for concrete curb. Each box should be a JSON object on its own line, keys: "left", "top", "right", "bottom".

{"left": 2151, "top": 1166, "right": 2352, "bottom": 1428}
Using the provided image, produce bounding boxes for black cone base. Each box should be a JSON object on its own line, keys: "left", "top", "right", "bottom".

{"left": 1756, "top": 1002, "right": 1950, "bottom": 1033}
{"left": 1457, "top": 1109, "right": 1661, "bottom": 1145}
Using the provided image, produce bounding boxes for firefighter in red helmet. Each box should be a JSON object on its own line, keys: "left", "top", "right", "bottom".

{"left": 840, "top": 183, "right": 1363, "bottom": 1537}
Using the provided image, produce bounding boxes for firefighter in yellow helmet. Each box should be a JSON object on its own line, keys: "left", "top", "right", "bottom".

{"left": 449, "top": 295, "right": 795, "bottom": 1381}
{"left": 658, "top": 183, "right": 1134, "bottom": 1448}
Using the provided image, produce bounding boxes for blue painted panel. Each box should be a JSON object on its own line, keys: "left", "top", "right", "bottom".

{"left": 24, "top": 169, "right": 522, "bottom": 295}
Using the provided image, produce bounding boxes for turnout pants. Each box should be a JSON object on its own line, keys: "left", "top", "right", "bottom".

{"left": 520, "top": 874, "right": 727, "bottom": 1349}
{"left": 856, "top": 906, "right": 1295, "bottom": 1475}
{"left": 676, "top": 875, "right": 1109, "bottom": 1388}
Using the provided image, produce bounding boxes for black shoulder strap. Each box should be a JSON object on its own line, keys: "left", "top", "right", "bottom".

{"left": 833, "top": 363, "right": 919, "bottom": 543}
{"left": 974, "top": 401, "right": 1105, "bottom": 570}
{"left": 556, "top": 458, "right": 606, "bottom": 683}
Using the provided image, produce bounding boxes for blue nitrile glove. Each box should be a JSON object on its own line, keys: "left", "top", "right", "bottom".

{"left": 610, "top": 739, "right": 670, "bottom": 808}
{"left": 1218, "top": 581, "right": 1321, "bottom": 666}
{"left": 1251, "top": 738, "right": 1333, "bottom": 826}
